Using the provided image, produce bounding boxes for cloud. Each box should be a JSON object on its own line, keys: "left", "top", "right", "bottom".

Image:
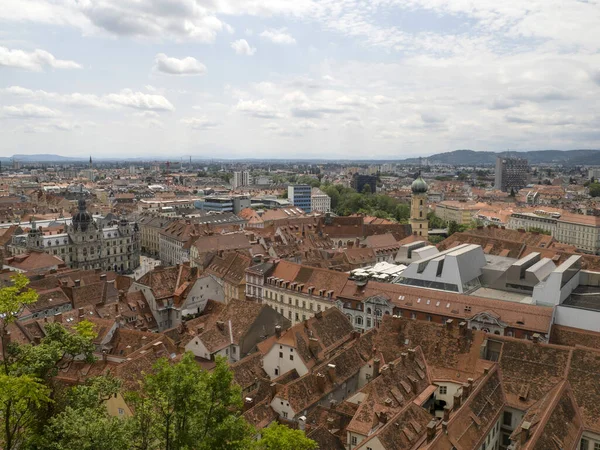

{"left": 2, "top": 104, "right": 61, "bottom": 119}
{"left": 290, "top": 105, "right": 346, "bottom": 118}
{"left": 181, "top": 117, "right": 218, "bottom": 129}
{"left": 0, "top": 46, "right": 81, "bottom": 71}
{"left": 153, "top": 53, "right": 207, "bottom": 76}
{"left": 420, "top": 111, "right": 446, "bottom": 124}
{"left": 231, "top": 39, "right": 256, "bottom": 56}
{"left": 3, "top": 85, "right": 174, "bottom": 112}
{"left": 235, "top": 99, "right": 282, "bottom": 118}
{"left": 260, "top": 28, "right": 296, "bottom": 44}
{"left": 103, "top": 89, "right": 175, "bottom": 111}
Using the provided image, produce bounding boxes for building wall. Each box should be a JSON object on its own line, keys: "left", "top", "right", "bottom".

{"left": 410, "top": 192, "right": 428, "bottom": 237}
{"left": 263, "top": 343, "right": 309, "bottom": 379}
{"left": 555, "top": 220, "right": 600, "bottom": 254}
{"left": 262, "top": 286, "right": 334, "bottom": 325}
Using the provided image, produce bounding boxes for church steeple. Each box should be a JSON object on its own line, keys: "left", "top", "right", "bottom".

{"left": 410, "top": 174, "right": 429, "bottom": 238}
{"left": 89, "top": 156, "right": 92, "bottom": 169}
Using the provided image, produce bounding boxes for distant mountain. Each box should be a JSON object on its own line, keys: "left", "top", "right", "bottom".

{"left": 401, "top": 149, "right": 600, "bottom": 166}
{"left": 8, "top": 154, "right": 87, "bottom": 162}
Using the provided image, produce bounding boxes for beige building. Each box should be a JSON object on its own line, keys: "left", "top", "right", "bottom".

{"left": 409, "top": 175, "right": 429, "bottom": 237}
{"left": 555, "top": 213, "right": 600, "bottom": 254}
{"left": 435, "top": 200, "right": 488, "bottom": 225}
{"left": 137, "top": 215, "right": 175, "bottom": 257}
{"left": 245, "top": 260, "right": 348, "bottom": 326}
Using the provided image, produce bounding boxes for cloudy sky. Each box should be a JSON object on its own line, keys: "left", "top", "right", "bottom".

{"left": 1, "top": 0, "right": 599, "bottom": 160}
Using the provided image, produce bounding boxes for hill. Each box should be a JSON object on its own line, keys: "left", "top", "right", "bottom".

{"left": 401, "top": 149, "right": 600, "bottom": 165}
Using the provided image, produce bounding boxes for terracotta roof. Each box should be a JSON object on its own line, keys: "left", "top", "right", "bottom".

{"left": 137, "top": 264, "right": 198, "bottom": 302}
{"left": 509, "top": 381, "right": 583, "bottom": 450}
{"left": 425, "top": 365, "right": 506, "bottom": 450}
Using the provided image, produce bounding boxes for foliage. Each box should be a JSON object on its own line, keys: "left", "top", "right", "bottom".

{"left": 322, "top": 184, "right": 410, "bottom": 222}
{"left": 589, "top": 182, "right": 600, "bottom": 197}
{"left": 0, "top": 273, "right": 38, "bottom": 331}
{"left": 130, "top": 352, "right": 253, "bottom": 450}
{"left": 252, "top": 423, "right": 317, "bottom": 450}
{"left": 527, "top": 227, "right": 551, "bottom": 235}
{"left": 428, "top": 235, "right": 445, "bottom": 244}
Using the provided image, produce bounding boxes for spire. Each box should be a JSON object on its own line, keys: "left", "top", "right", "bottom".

{"left": 89, "top": 155, "right": 92, "bottom": 169}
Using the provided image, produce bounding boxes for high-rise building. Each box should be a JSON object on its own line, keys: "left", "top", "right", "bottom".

{"left": 232, "top": 171, "right": 251, "bottom": 189}
{"left": 494, "top": 157, "right": 529, "bottom": 192}
{"left": 287, "top": 184, "right": 312, "bottom": 213}
{"left": 410, "top": 175, "right": 429, "bottom": 238}
{"left": 351, "top": 174, "right": 377, "bottom": 194}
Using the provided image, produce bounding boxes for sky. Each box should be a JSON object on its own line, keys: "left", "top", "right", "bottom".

{"left": 0, "top": 0, "right": 599, "bottom": 160}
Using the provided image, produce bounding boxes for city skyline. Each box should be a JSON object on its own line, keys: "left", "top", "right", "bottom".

{"left": 1, "top": 0, "right": 599, "bottom": 159}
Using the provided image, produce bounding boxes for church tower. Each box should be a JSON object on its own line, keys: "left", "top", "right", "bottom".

{"left": 410, "top": 174, "right": 429, "bottom": 238}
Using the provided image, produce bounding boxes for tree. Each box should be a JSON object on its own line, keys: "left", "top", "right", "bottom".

{"left": 362, "top": 184, "right": 372, "bottom": 195}
{"left": 38, "top": 376, "right": 131, "bottom": 450}
{"left": 0, "top": 274, "right": 98, "bottom": 450}
{"left": 130, "top": 353, "right": 253, "bottom": 450}
{"left": 589, "top": 182, "right": 600, "bottom": 198}
{"left": 253, "top": 423, "right": 317, "bottom": 450}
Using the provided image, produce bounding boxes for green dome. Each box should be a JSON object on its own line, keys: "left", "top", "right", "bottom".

{"left": 411, "top": 176, "right": 428, "bottom": 194}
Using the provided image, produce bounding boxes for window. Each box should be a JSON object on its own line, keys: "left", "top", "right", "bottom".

{"left": 289, "top": 355, "right": 294, "bottom": 361}
{"left": 282, "top": 412, "right": 288, "bottom": 419}
{"left": 367, "top": 307, "right": 372, "bottom": 314}
{"left": 367, "top": 318, "right": 372, "bottom": 327}
{"left": 351, "top": 436, "right": 357, "bottom": 445}
{"left": 355, "top": 316, "right": 363, "bottom": 325}
{"left": 118, "top": 408, "right": 124, "bottom": 416}
{"left": 503, "top": 411, "right": 512, "bottom": 427}
{"left": 295, "top": 313, "right": 299, "bottom": 321}
{"left": 579, "top": 439, "right": 589, "bottom": 450}
{"left": 274, "top": 368, "right": 279, "bottom": 376}
{"left": 593, "top": 442, "right": 599, "bottom": 450}
{"left": 279, "top": 352, "right": 283, "bottom": 358}
{"left": 410, "top": 312, "right": 417, "bottom": 319}
{"left": 439, "top": 386, "right": 447, "bottom": 395}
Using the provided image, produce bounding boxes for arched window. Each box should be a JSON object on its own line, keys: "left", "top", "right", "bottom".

{"left": 346, "top": 314, "right": 352, "bottom": 322}
{"left": 375, "top": 309, "right": 382, "bottom": 317}
{"left": 366, "top": 307, "right": 372, "bottom": 314}
{"left": 355, "top": 316, "right": 363, "bottom": 325}
{"left": 420, "top": 199, "right": 423, "bottom": 205}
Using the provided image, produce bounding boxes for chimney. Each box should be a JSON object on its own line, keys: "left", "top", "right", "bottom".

{"left": 519, "top": 422, "right": 531, "bottom": 445}
{"left": 315, "top": 310, "right": 323, "bottom": 319}
{"left": 453, "top": 391, "right": 462, "bottom": 408}
{"left": 74, "top": 279, "right": 81, "bottom": 287}
{"left": 445, "top": 319, "right": 454, "bottom": 329}
{"left": 243, "top": 397, "right": 254, "bottom": 412}
{"left": 102, "top": 350, "right": 107, "bottom": 362}
{"left": 408, "top": 375, "right": 419, "bottom": 393}
{"left": 327, "top": 363, "right": 336, "bottom": 382}
{"left": 443, "top": 405, "right": 451, "bottom": 422}
{"left": 298, "top": 416, "right": 307, "bottom": 431}
{"left": 114, "top": 303, "right": 119, "bottom": 314}
{"left": 275, "top": 325, "right": 282, "bottom": 338}
{"left": 401, "top": 352, "right": 409, "bottom": 365}
{"left": 2, "top": 331, "right": 11, "bottom": 349}
{"left": 78, "top": 307, "right": 84, "bottom": 317}
{"left": 378, "top": 411, "right": 388, "bottom": 425}
{"left": 152, "top": 341, "right": 162, "bottom": 354}
{"left": 373, "top": 358, "right": 381, "bottom": 378}
{"left": 426, "top": 420, "right": 437, "bottom": 443}
{"left": 196, "top": 325, "right": 205, "bottom": 335}
{"left": 442, "top": 421, "right": 448, "bottom": 433}
{"left": 55, "top": 312, "right": 63, "bottom": 323}
{"left": 459, "top": 321, "right": 467, "bottom": 336}
{"left": 408, "top": 348, "right": 416, "bottom": 360}
{"left": 309, "top": 337, "right": 319, "bottom": 357}
{"left": 216, "top": 320, "right": 225, "bottom": 331}
{"left": 316, "top": 373, "right": 326, "bottom": 392}
{"left": 388, "top": 361, "right": 395, "bottom": 371}
{"left": 100, "top": 274, "right": 107, "bottom": 281}
{"left": 532, "top": 333, "right": 540, "bottom": 343}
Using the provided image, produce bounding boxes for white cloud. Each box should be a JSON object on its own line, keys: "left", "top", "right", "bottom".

{"left": 235, "top": 99, "right": 282, "bottom": 118}
{"left": 153, "top": 53, "right": 207, "bottom": 76}
{"left": 2, "top": 104, "right": 61, "bottom": 118}
{"left": 2, "top": 85, "right": 174, "bottom": 112}
{"left": 181, "top": 117, "right": 218, "bottom": 129}
{"left": 231, "top": 39, "right": 256, "bottom": 56}
{"left": 260, "top": 28, "right": 296, "bottom": 44}
{"left": 0, "top": 46, "right": 81, "bottom": 71}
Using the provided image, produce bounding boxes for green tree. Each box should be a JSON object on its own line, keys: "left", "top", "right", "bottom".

{"left": 589, "top": 182, "right": 600, "bottom": 197}
{"left": 362, "top": 184, "right": 372, "bottom": 195}
{"left": 38, "top": 376, "right": 130, "bottom": 450}
{"left": 131, "top": 353, "right": 253, "bottom": 450}
{"left": 253, "top": 423, "right": 317, "bottom": 450}
{"left": 0, "top": 274, "right": 98, "bottom": 449}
